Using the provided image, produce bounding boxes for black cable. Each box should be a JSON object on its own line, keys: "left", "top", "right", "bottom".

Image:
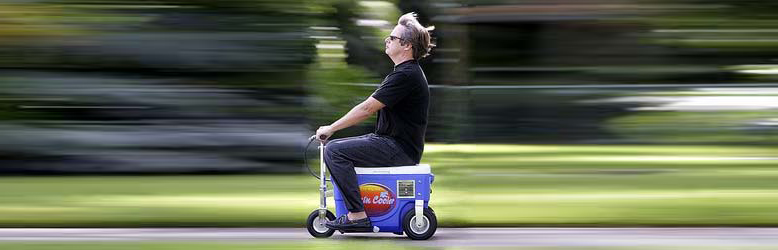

{"left": 304, "top": 136, "right": 330, "bottom": 181}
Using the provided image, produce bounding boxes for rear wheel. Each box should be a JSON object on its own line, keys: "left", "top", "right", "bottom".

{"left": 306, "top": 210, "right": 336, "bottom": 238}
{"left": 402, "top": 206, "right": 437, "bottom": 240}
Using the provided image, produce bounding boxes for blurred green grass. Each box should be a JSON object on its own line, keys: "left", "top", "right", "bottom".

{"left": 1, "top": 144, "right": 778, "bottom": 227}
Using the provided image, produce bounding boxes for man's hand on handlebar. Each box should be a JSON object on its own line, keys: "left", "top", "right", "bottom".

{"left": 315, "top": 125, "right": 335, "bottom": 143}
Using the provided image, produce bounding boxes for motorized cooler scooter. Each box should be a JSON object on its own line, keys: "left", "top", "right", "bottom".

{"left": 305, "top": 136, "right": 437, "bottom": 240}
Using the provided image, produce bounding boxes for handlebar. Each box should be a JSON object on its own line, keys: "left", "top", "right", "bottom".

{"left": 309, "top": 134, "right": 329, "bottom": 142}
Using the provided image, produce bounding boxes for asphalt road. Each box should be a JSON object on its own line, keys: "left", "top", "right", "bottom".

{"left": 0, "top": 228, "right": 774, "bottom": 247}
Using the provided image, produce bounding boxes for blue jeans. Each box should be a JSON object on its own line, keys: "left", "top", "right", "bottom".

{"left": 323, "top": 133, "right": 415, "bottom": 213}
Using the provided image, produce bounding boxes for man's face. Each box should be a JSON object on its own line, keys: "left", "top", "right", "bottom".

{"left": 385, "top": 25, "right": 407, "bottom": 57}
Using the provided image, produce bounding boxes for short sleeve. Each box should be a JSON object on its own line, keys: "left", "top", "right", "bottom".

{"left": 371, "top": 71, "right": 414, "bottom": 107}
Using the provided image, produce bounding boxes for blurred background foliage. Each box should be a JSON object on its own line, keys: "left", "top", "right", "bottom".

{"left": 2, "top": 0, "right": 778, "bottom": 172}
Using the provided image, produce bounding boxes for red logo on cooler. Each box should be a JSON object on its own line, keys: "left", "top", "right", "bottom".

{"left": 359, "top": 183, "right": 396, "bottom": 217}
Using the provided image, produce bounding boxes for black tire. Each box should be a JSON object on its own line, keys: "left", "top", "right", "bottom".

{"left": 306, "top": 210, "right": 336, "bottom": 238}
{"left": 402, "top": 206, "right": 437, "bottom": 240}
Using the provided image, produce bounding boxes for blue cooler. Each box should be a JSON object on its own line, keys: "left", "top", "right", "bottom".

{"left": 332, "top": 164, "right": 434, "bottom": 233}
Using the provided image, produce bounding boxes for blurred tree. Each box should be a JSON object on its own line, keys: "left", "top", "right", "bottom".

{"left": 424, "top": 0, "right": 778, "bottom": 143}
{"left": 0, "top": 0, "right": 327, "bottom": 173}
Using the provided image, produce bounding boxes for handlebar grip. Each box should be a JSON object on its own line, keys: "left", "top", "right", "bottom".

{"left": 319, "top": 134, "right": 328, "bottom": 140}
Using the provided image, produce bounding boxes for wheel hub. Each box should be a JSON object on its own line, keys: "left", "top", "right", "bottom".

{"left": 312, "top": 216, "right": 330, "bottom": 233}
{"left": 409, "top": 216, "right": 430, "bottom": 234}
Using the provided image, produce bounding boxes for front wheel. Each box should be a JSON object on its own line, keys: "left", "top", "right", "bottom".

{"left": 306, "top": 210, "right": 336, "bottom": 238}
{"left": 402, "top": 206, "right": 437, "bottom": 240}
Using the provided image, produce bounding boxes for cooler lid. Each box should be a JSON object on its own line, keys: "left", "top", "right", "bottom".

{"left": 354, "top": 164, "right": 431, "bottom": 174}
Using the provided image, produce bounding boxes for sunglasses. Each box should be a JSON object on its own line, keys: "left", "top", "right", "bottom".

{"left": 387, "top": 35, "right": 405, "bottom": 42}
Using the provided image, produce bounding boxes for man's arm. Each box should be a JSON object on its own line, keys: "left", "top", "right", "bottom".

{"left": 316, "top": 97, "right": 385, "bottom": 141}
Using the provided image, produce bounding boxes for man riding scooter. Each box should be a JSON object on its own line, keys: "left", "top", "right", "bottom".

{"left": 315, "top": 12, "right": 434, "bottom": 232}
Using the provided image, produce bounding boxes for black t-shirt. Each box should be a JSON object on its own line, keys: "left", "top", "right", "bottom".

{"left": 371, "top": 60, "right": 429, "bottom": 163}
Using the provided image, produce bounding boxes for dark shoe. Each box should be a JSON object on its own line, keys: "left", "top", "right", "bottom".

{"left": 325, "top": 215, "right": 372, "bottom": 232}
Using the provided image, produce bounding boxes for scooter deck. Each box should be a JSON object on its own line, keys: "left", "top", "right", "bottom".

{"left": 337, "top": 226, "right": 379, "bottom": 233}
